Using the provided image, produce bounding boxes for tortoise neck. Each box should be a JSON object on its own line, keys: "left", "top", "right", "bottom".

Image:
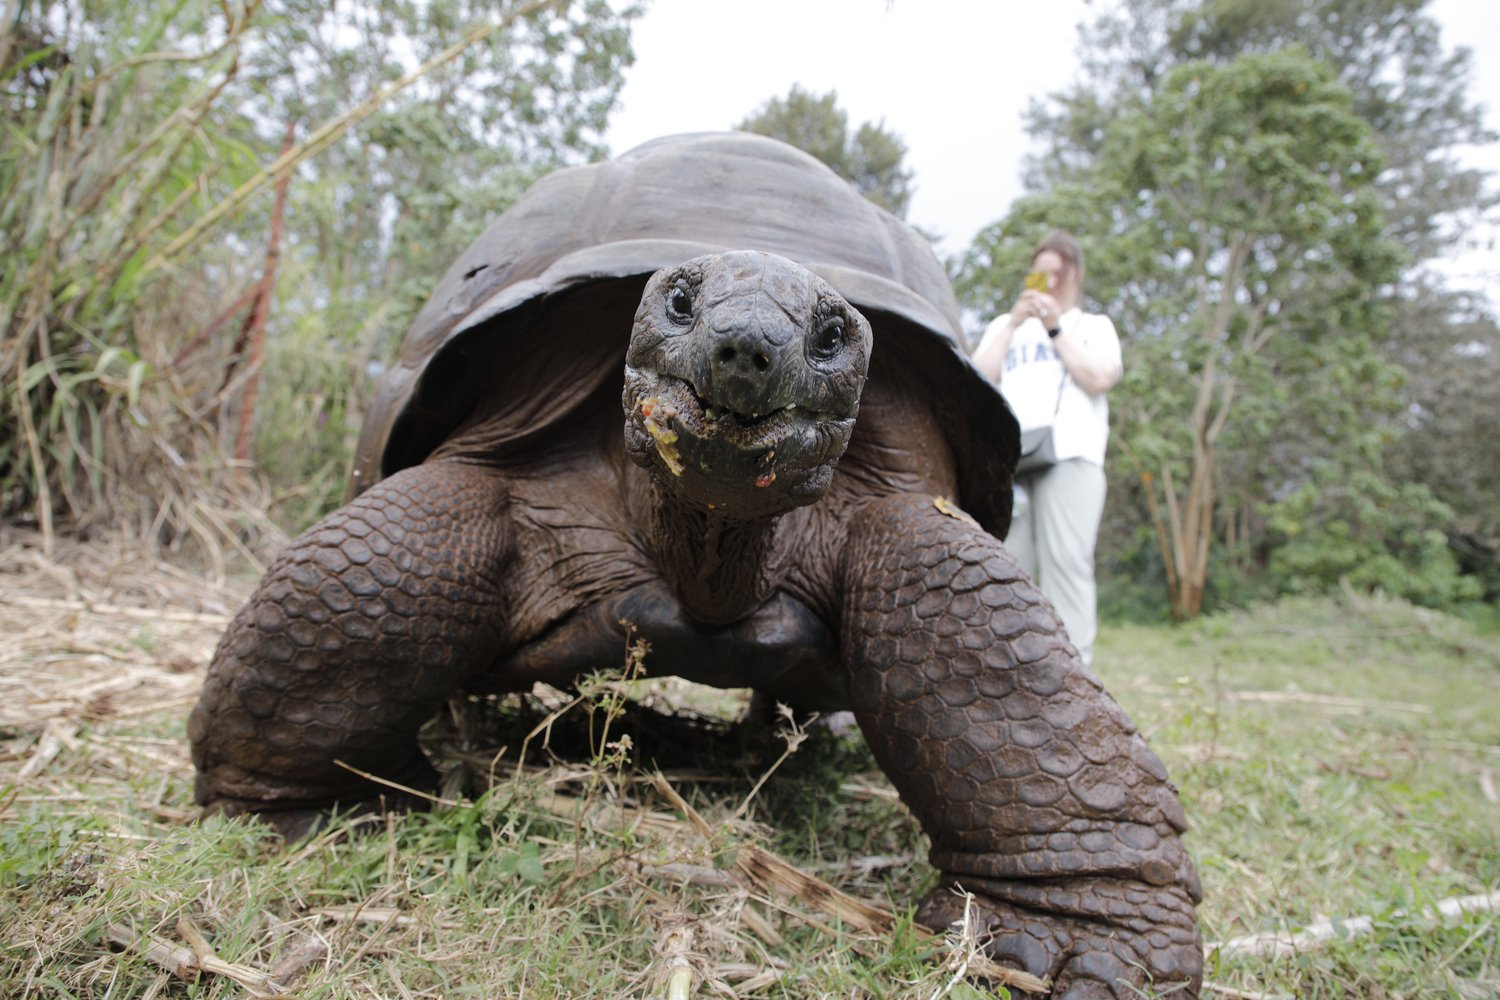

{"left": 649, "top": 495, "right": 783, "bottom": 626}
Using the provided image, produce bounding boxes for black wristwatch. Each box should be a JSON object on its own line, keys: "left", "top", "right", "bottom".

{"left": 1046, "top": 326, "right": 1062, "bottom": 339}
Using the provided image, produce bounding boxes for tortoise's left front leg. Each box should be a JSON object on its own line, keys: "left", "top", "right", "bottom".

{"left": 840, "top": 494, "right": 1202, "bottom": 998}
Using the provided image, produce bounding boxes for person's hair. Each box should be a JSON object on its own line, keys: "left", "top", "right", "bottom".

{"left": 1032, "top": 230, "right": 1084, "bottom": 281}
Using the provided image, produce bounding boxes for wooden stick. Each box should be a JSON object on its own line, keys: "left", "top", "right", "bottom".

{"left": 232, "top": 121, "right": 295, "bottom": 463}
{"left": 738, "top": 902, "right": 785, "bottom": 949}
{"left": 0, "top": 592, "right": 229, "bottom": 626}
{"left": 106, "top": 922, "right": 281, "bottom": 994}
{"left": 106, "top": 923, "right": 199, "bottom": 980}
{"left": 310, "top": 905, "right": 455, "bottom": 929}
{"left": 1213, "top": 890, "right": 1500, "bottom": 959}
{"left": 18, "top": 720, "right": 79, "bottom": 780}
{"left": 734, "top": 844, "right": 894, "bottom": 935}
{"left": 331, "top": 759, "right": 461, "bottom": 808}
{"left": 622, "top": 860, "right": 736, "bottom": 888}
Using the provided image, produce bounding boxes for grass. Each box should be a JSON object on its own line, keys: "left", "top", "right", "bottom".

{"left": 1103, "top": 594, "right": 1500, "bottom": 997}
{"left": 1, "top": 536, "right": 1496, "bottom": 998}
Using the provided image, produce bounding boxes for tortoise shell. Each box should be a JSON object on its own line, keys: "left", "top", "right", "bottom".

{"left": 349, "top": 131, "right": 1018, "bottom": 535}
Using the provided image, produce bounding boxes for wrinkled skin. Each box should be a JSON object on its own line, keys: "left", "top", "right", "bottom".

{"left": 190, "top": 251, "right": 1202, "bottom": 997}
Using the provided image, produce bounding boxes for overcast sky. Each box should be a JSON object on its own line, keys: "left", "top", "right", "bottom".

{"left": 604, "top": 0, "right": 1499, "bottom": 302}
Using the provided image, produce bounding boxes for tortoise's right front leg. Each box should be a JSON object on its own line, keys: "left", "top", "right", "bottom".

{"left": 188, "top": 461, "right": 514, "bottom": 837}
{"left": 840, "top": 494, "right": 1202, "bottom": 998}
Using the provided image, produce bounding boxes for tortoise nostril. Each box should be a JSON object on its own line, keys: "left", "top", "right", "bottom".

{"left": 754, "top": 352, "right": 771, "bottom": 372}
{"left": 716, "top": 346, "right": 737, "bottom": 365}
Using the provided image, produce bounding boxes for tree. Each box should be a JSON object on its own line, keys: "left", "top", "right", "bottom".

{"left": 961, "top": 49, "right": 1407, "bottom": 619}
{"left": 233, "top": 0, "right": 638, "bottom": 525}
{"left": 971, "top": 0, "right": 1496, "bottom": 615}
{"left": 1024, "top": 0, "right": 1496, "bottom": 264}
{"left": 737, "top": 85, "right": 914, "bottom": 218}
{"left": 1382, "top": 294, "right": 1500, "bottom": 599}
{"left": 0, "top": 0, "right": 638, "bottom": 551}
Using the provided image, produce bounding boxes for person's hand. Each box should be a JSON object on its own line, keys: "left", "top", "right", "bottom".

{"left": 1012, "top": 289, "right": 1060, "bottom": 328}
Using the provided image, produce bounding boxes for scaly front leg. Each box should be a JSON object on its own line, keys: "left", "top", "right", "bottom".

{"left": 189, "top": 461, "right": 514, "bottom": 838}
{"left": 840, "top": 494, "right": 1202, "bottom": 998}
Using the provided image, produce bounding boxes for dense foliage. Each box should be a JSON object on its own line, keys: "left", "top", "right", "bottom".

{"left": 956, "top": 0, "right": 1495, "bottom": 616}
{"left": 0, "top": 0, "right": 638, "bottom": 553}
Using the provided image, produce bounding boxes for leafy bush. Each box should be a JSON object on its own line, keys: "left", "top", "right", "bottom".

{"left": 1266, "top": 467, "right": 1480, "bottom": 607}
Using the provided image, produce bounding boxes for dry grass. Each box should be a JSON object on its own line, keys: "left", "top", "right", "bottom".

{"left": 0, "top": 525, "right": 244, "bottom": 735}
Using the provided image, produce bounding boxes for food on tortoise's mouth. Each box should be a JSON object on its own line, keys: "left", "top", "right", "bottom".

{"left": 627, "top": 368, "right": 855, "bottom": 508}
{"left": 636, "top": 372, "right": 831, "bottom": 446}
{"left": 639, "top": 396, "right": 683, "bottom": 476}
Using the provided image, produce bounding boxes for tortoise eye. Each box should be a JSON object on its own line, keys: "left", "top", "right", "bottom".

{"left": 667, "top": 285, "right": 693, "bottom": 325}
{"left": 809, "top": 316, "right": 845, "bottom": 362}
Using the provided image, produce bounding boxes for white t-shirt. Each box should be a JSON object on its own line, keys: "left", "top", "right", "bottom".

{"left": 976, "top": 307, "right": 1122, "bottom": 467}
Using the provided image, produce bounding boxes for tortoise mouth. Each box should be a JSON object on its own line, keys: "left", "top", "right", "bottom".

{"left": 658, "top": 374, "right": 829, "bottom": 446}
{"left": 623, "top": 366, "right": 856, "bottom": 513}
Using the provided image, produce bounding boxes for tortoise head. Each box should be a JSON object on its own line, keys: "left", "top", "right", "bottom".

{"left": 623, "top": 251, "right": 873, "bottom": 520}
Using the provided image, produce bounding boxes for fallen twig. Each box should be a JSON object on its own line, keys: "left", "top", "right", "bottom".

{"left": 1213, "top": 890, "right": 1500, "bottom": 959}
{"left": 735, "top": 844, "right": 896, "bottom": 934}
{"left": 738, "top": 902, "right": 785, "bottom": 949}
{"left": 309, "top": 906, "right": 437, "bottom": 929}
{"left": 1202, "top": 982, "right": 1290, "bottom": 999}
{"left": 810, "top": 852, "right": 917, "bottom": 876}
{"left": 331, "top": 759, "right": 462, "bottom": 809}
{"left": 106, "top": 923, "right": 199, "bottom": 980}
{"left": 655, "top": 911, "right": 698, "bottom": 1000}
{"left": 623, "top": 860, "right": 737, "bottom": 888}
{"left": 105, "top": 921, "right": 285, "bottom": 996}
{"left": 18, "top": 720, "right": 80, "bottom": 780}
{"left": 1, "top": 592, "right": 231, "bottom": 626}
{"left": 839, "top": 779, "right": 902, "bottom": 803}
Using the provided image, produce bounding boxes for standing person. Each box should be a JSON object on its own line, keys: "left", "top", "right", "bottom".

{"left": 973, "top": 231, "right": 1122, "bottom": 665}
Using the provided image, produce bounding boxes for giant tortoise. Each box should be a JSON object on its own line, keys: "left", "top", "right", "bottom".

{"left": 189, "top": 131, "right": 1202, "bottom": 997}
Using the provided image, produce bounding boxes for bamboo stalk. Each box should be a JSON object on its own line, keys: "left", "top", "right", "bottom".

{"left": 145, "top": 0, "right": 564, "bottom": 272}
{"left": 0, "top": 0, "right": 25, "bottom": 78}
{"left": 233, "top": 120, "right": 294, "bottom": 463}
{"left": 105, "top": 921, "right": 280, "bottom": 992}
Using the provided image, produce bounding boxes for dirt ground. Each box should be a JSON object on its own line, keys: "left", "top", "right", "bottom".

{"left": 0, "top": 525, "right": 251, "bottom": 793}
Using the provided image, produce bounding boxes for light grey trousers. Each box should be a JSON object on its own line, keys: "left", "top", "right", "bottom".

{"left": 1008, "top": 458, "right": 1107, "bottom": 665}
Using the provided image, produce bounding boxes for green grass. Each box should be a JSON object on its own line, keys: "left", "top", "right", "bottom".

{"left": 1, "top": 593, "right": 1496, "bottom": 998}
{"left": 1099, "top": 594, "right": 1500, "bottom": 997}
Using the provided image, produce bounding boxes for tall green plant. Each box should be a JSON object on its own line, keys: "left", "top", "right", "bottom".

{"left": 0, "top": 0, "right": 638, "bottom": 555}
{"left": 0, "top": 0, "right": 266, "bottom": 557}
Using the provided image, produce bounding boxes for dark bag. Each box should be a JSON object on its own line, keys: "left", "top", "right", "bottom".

{"left": 1016, "top": 426, "right": 1059, "bottom": 475}
{"left": 1013, "top": 369, "right": 1070, "bottom": 477}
